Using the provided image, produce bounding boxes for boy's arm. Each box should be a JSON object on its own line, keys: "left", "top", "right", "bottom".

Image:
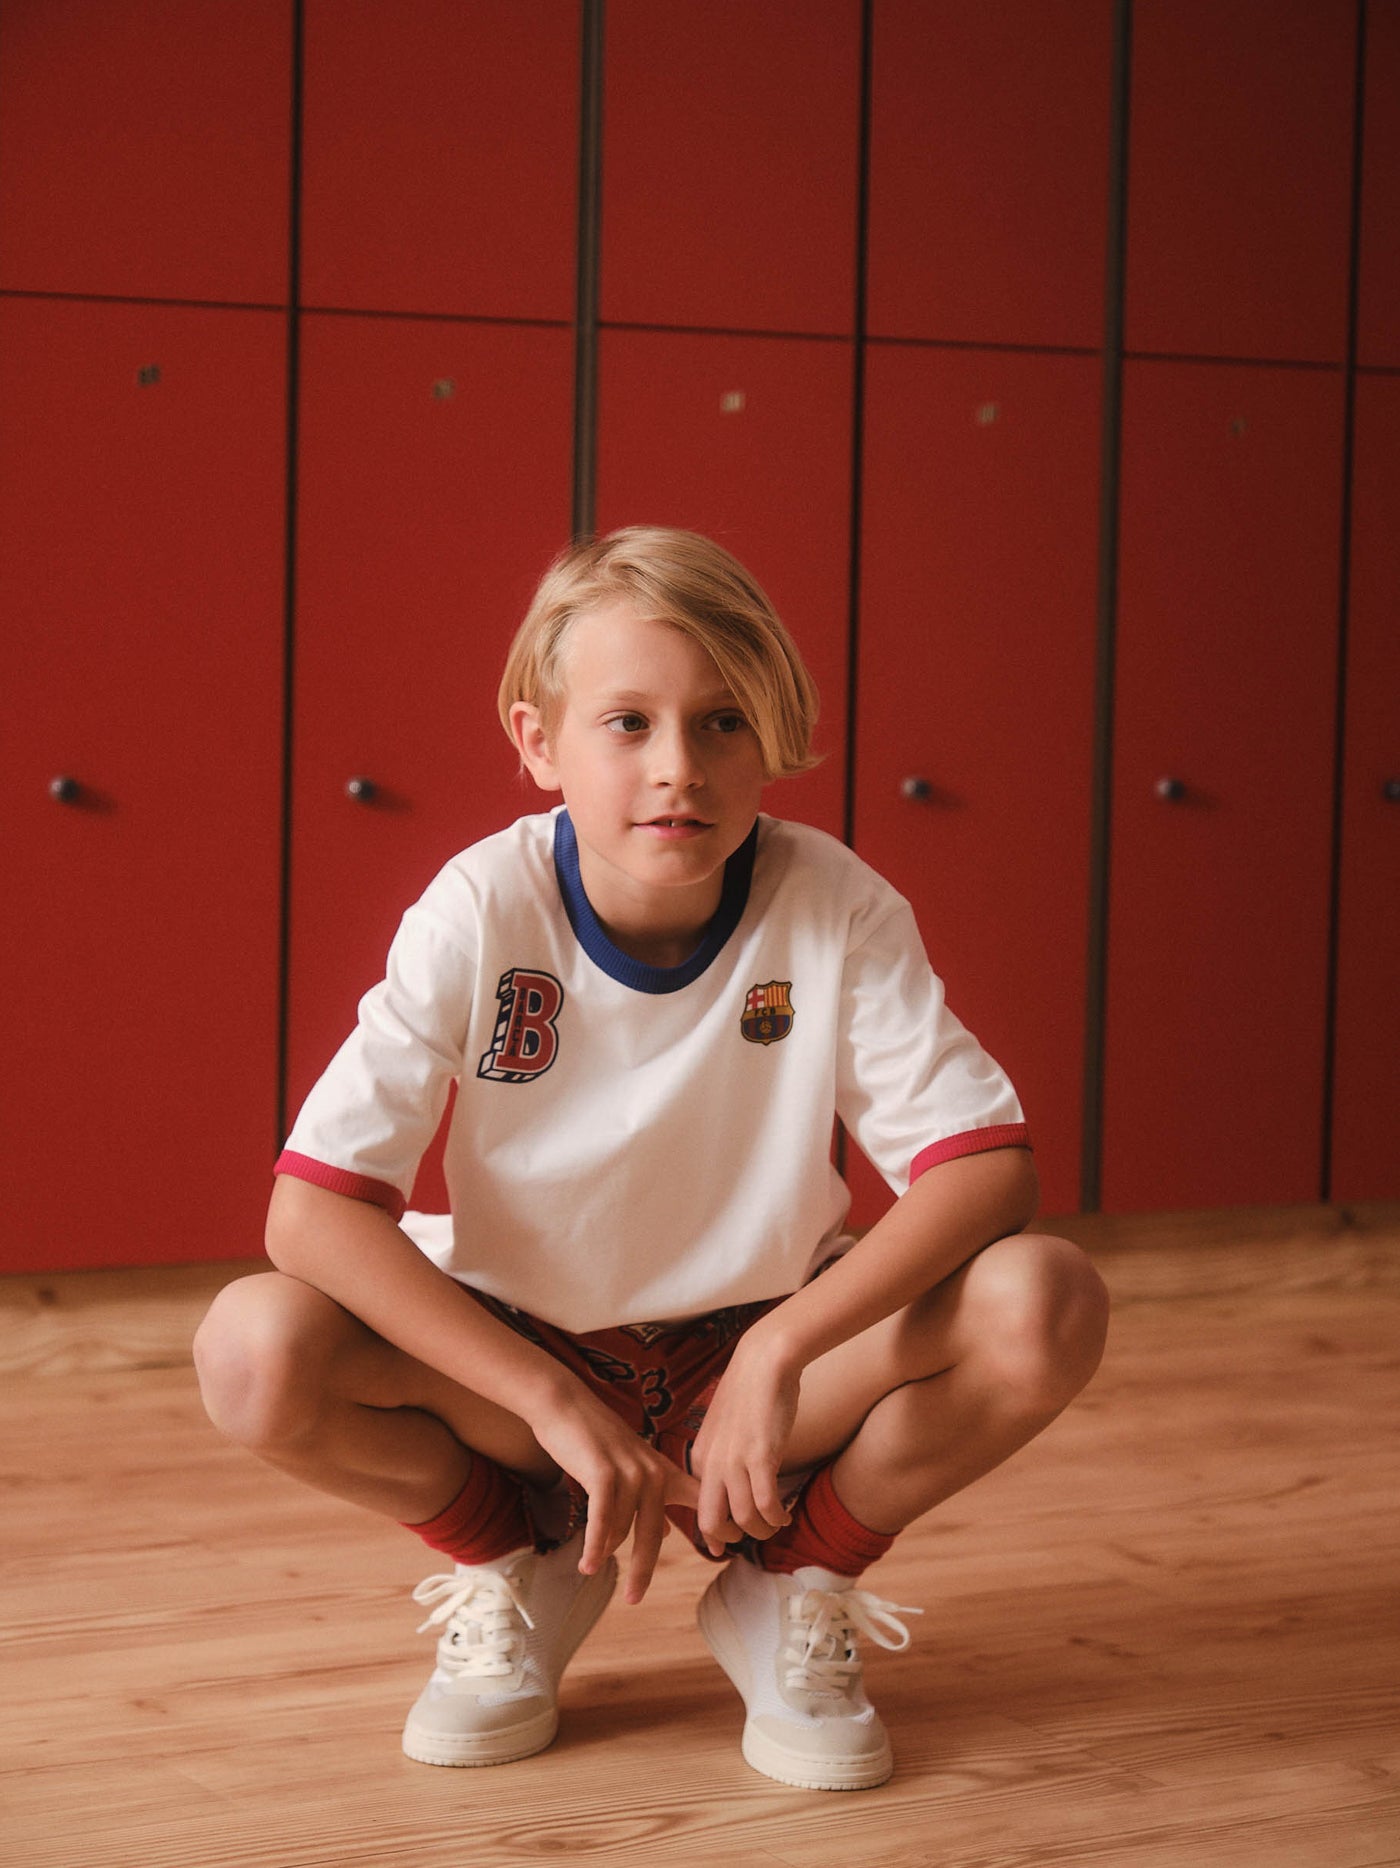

{"left": 688, "top": 1144, "right": 1039, "bottom": 1551}
{"left": 265, "top": 1175, "right": 706, "bottom": 1601}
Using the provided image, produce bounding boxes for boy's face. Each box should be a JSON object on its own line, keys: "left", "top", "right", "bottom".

{"left": 510, "top": 601, "right": 767, "bottom": 952}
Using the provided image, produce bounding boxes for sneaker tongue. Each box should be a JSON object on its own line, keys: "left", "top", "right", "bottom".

{"left": 453, "top": 1545, "right": 534, "bottom": 1580}
{"left": 792, "top": 1565, "right": 856, "bottom": 1592}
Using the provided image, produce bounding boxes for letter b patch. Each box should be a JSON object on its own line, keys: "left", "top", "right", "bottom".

{"left": 477, "top": 968, "right": 564, "bottom": 1083}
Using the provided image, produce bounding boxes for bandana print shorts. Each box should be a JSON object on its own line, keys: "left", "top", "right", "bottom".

{"left": 467, "top": 1287, "right": 781, "bottom": 1558}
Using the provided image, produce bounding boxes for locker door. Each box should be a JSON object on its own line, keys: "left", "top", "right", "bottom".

{"left": 0, "top": 0, "right": 291, "bottom": 304}
{"left": 1358, "top": 0, "right": 1400, "bottom": 369}
{"left": 866, "top": 0, "right": 1115, "bottom": 349}
{"left": 594, "top": 328, "right": 855, "bottom": 839}
{"left": 1104, "top": 361, "right": 1344, "bottom": 1211}
{"left": 1330, "top": 372, "right": 1400, "bottom": 1199}
{"left": 1126, "top": 0, "right": 1356, "bottom": 363}
{"left": 301, "top": 0, "right": 580, "bottom": 319}
{"left": 601, "top": 0, "right": 862, "bottom": 335}
{"left": 290, "top": 315, "right": 574, "bottom": 1204}
{"left": 853, "top": 346, "right": 1102, "bottom": 1220}
{"left": 0, "top": 299, "right": 286, "bottom": 1271}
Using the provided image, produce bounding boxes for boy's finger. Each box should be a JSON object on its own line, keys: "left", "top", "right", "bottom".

{"left": 577, "top": 1473, "right": 618, "bottom": 1576}
{"left": 698, "top": 1470, "right": 749, "bottom": 1555}
{"left": 749, "top": 1470, "right": 791, "bottom": 1532}
{"left": 663, "top": 1463, "right": 701, "bottom": 1510}
{"left": 623, "top": 1489, "right": 667, "bottom": 1605}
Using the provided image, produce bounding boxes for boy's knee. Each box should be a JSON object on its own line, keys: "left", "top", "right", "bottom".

{"left": 193, "top": 1272, "right": 337, "bottom": 1451}
{"left": 968, "top": 1233, "right": 1109, "bottom": 1411}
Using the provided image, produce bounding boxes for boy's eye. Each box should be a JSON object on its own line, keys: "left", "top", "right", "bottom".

{"left": 605, "top": 712, "right": 648, "bottom": 734}
{"left": 709, "top": 712, "right": 747, "bottom": 735}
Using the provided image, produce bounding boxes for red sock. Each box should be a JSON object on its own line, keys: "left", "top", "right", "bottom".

{"left": 757, "top": 1463, "right": 897, "bottom": 1579}
{"left": 402, "top": 1454, "right": 531, "bottom": 1565}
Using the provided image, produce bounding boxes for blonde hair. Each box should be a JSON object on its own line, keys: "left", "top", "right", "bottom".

{"left": 498, "top": 527, "right": 820, "bottom": 779}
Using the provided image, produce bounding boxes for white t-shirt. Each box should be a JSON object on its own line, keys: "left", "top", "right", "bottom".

{"left": 278, "top": 809, "right": 1029, "bottom": 1330}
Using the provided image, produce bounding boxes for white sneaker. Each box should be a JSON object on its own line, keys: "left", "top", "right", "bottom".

{"left": 697, "top": 1557, "right": 920, "bottom": 1790}
{"left": 402, "top": 1531, "right": 616, "bottom": 1766}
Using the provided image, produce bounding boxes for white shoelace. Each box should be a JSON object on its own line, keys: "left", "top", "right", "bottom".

{"left": 412, "top": 1569, "right": 537, "bottom": 1682}
{"left": 783, "top": 1585, "right": 922, "bottom": 1699}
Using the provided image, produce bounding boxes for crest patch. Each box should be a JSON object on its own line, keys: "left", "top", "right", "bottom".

{"left": 740, "top": 980, "right": 795, "bottom": 1046}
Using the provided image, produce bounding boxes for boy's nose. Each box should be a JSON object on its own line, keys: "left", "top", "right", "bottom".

{"left": 651, "top": 726, "right": 705, "bottom": 789}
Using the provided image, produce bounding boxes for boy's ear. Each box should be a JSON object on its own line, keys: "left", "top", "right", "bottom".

{"left": 509, "top": 701, "right": 562, "bottom": 793}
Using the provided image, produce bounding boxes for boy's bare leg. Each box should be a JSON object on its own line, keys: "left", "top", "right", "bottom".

{"left": 779, "top": 1231, "right": 1109, "bottom": 1533}
{"left": 194, "top": 1271, "right": 560, "bottom": 1525}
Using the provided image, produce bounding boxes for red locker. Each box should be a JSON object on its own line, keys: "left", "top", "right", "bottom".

{"left": 1126, "top": 0, "right": 1356, "bottom": 363}
{"left": 289, "top": 315, "right": 574, "bottom": 1203}
{"left": 601, "top": 0, "right": 862, "bottom": 335}
{"left": 0, "top": 299, "right": 286, "bottom": 1270}
{"left": 301, "top": 0, "right": 580, "bottom": 319}
{"left": 1359, "top": 0, "right": 1400, "bottom": 368}
{"left": 594, "top": 328, "right": 854, "bottom": 839}
{"left": 866, "top": 0, "right": 1115, "bottom": 349}
{"left": 1330, "top": 372, "right": 1400, "bottom": 1199}
{"left": 0, "top": 0, "right": 292, "bottom": 304}
{"left": 852, "top": 345, "right": 1102, "bottom": 1220}
{"left": 1104, "top": 361, "right": 1345, "bottom": 1212}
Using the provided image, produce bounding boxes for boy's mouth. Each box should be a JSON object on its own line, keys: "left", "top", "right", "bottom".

{"left": 640, "top": 814, "right": 712, "bottom": 832}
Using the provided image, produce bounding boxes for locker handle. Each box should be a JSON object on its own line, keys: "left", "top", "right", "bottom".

{"left": 49, "top": 775, "right": 81, "bottom": 804}
{"left": 1155, "top": 776, "right": 1187, "bottom": 802}
{"left": 901, "top": 776, "right": 933, "bottom": 802}
{"left": 346, "top": 776, "right": 378, "bottom": 803}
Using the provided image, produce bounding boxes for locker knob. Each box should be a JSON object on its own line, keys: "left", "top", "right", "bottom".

{"left": 346, "top": 776, "right": 377, "bottom": 803}
{"left": 1155, "top": 776, "right": 1186, "bottom": 802}
{"left": 1385, "top": 778, "right": 1400, "bottom": 803}
{"left": 49, "top": 775, "right": 80, "bottom": 804}
{"left": 901, "top": 776, "right": 933, "bottom": 802}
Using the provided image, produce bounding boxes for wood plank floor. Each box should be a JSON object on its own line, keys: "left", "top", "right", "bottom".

{"left": 3, "top": 1205, "right": 1399, "bottom": 1868}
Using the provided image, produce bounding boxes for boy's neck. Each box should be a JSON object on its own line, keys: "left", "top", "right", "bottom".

{"left": 588, "top": 887, "right": 721, "bottom": 969}
{"left": 599, "top": 917, "right": 706, "bottom": 969}
{"left": 573, "top": 843, "right": 726, "bottom": 970}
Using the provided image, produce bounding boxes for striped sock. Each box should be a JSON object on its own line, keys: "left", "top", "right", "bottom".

{"left": 402, "top": 1454, "right": 532, "bottom": 1566}
{"left": 756, "top": 1462, "right": 896, "bottom": 1579}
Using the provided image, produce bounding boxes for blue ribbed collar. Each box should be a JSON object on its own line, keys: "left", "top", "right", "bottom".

{"left": 553, "top": 810, "right": 757, "bottom": 994}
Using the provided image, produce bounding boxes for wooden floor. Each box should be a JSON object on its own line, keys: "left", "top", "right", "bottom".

{"left": 3, "top": 1205, "right": 1400, "bottom": 1868}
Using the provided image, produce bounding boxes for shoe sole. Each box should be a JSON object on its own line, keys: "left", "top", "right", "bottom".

{"left": 696, "top": 1576, "right": 893, "bottom": 1792}
{"left": 402, "top": 1702, "right": 558, "bottom": 1768}
{"left": 402, "top": 1558, "right": 618, "bottom": 1768}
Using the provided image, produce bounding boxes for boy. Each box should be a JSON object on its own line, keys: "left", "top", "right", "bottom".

{"left": 195, "top": 527, "right": 1108, "bottom": 1792}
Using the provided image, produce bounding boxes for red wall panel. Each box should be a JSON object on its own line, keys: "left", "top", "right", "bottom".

{"left": 601, "top": 0, "right": 861, "bottom": 334}
{"left": 1330, "top": 371, "right": 1400, "bottom": 1198}
{"left": 289, "top": 315, "right": 574, "bottom": 1205}
{"left": 0, "top": 0, "right": 292, "bottom": 303}
{"left": 866, "top": 0, "right": 1115, "bottom": 349}
{"left": 594, "top": 328, "right": 854, "bottom": 840}
{"left": 301, "top": 0, "right": 580, "bottom": 319}
{"left": 1359, "top": 0, "right": 1400, "bottom": 368}
{"left": 1126, "top": 0, "right": 1356, "bottom": 363}
{"left": 1104, "top": 361, "right": 1345, "bottom": 1211}
{"left": 0, "top": 299, "right": 286, "bottom": 1270}
{"left": 853, "top": 345, "right": 1102, "bottom": 1220}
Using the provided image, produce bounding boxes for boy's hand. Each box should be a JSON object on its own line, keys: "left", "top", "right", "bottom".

{"left": 527, "top": 1385, "right": 721, "bottom": 1605}
{"left": 689, "top": 1340, "right": 799, "bottom": 1557}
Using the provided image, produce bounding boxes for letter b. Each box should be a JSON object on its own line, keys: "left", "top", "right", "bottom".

{"left": 477, "top": 969, "right": 564, "bottom": 1083}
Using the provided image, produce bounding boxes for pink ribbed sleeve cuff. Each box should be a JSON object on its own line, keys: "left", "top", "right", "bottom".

{"left": 909, "top": 1123, "right": 1033, "bottom": 1183}
{"left": 273, "top": 1149, "right": 407, "bottom": 1221}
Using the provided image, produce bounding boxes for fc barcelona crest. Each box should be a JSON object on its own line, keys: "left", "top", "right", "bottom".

{"left": 741, "top": 980, "right": 795, "bottom": 1046}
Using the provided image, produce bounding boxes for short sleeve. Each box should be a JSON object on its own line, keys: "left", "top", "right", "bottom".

{"left": 276, "top": 901, "right": 477, "bottom": 1217}
{"left": 835, "top": 898, "right": 1029, "bottom": 1194}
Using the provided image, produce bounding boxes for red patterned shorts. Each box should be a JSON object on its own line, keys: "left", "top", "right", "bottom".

{"left": 467, "top": 1287, "right": 780, "bottom": 1556}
